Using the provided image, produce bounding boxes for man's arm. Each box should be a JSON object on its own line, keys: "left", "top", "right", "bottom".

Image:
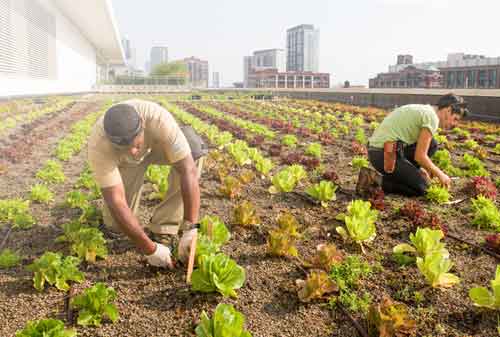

{"left": 172, "top": 154, "right": 200, "bottom": 225}
{"left": 101, "top": 183, "right": 156, "bottom": 255}
{"left": 414, "top": 128, "right": 451, "bottom": 187}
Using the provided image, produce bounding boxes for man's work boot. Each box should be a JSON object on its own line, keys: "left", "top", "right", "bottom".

{"left": 356, "top": 167, "right": 382, "bottom": 197}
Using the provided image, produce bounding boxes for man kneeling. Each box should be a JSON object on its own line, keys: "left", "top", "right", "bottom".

{"left": 87, "top": 99, "right": 207, "bottom": 268}
{"left": 357, "top": 93, "right": 468, "bottom": 197}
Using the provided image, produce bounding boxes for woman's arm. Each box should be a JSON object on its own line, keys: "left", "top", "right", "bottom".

{"left": 414, "top": 128, "right": 451, "bottom": 187}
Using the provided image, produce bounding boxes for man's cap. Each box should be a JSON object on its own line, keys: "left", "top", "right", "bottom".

{"left": 437, "top": 93, "right": 469, "bottom": 117}
{"left": 103, "top": 104, "right": 142, "bottom": 146}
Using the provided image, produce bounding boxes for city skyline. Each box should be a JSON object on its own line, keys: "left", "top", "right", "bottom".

{"left": 112, "top": 0, "right": 500, "bottom": 87}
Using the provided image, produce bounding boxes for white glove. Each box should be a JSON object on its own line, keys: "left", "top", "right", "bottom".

{"left": 178, "top": 228, "right": 197, "bottom": 264}
{"left": 146, "top": 243, "right": 174, "bottom": 269}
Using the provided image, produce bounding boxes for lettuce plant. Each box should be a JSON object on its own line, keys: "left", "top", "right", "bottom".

{"left": 267, "top": 213, "right": 301, "bottom": 257}
{"left": 486, "top": 234, "right": 500, "bottom": 253}
{"left": 0, "top": 248, "right": 22, "bottom": 269}
{"left": 336, "top": 200, "right": 378, "bottom": 252}
{"left": 297, "top": 271, "right": 338, "bottom": 302}
{"left": 494, "top": 144, "right": 500, "bottom": 155}
{"left": 27, "top": 252, "right": 84, "bottom": 291}
{"left": 351, "top": 156, "right": 369, "bottom": 170}
{"left": 219, "top": 176, "right": 242, "bottom": 199}
{"left": 462, "top": 153, "right": 489, "bottom": 177}
{"left": 36, "top": 160, "right": 66, "bottom": 184}
{"left": 30, "top": 184, "right": 54, "bottom": 204}
{"left": 65, "top": 191, "right": 90, "bottom": 210}
{"left": 145, "top": 165, "right": 170, "bottom": 201}
{"left": 471, "top": 196, "right": 500, "bottom": 230}
{"left": 393, "top": 227, "right": 449, "bottom": 262}
{"left": 255, "top": 157, "right": 273, "bottom": 177}
{"left": 282, "top": 134, "right": 298, "bottom": 148}
{"left": 305, "top": 143, "right": 322, "bottom": 158}
{"left": 465, "top": 176, "right": 497, "bottom": 200}
{"left": 228, "top": 146, "right": 251, "bottom": 167}
{"left": 469, "top": 265, "right": 500, "bottom": 310}
{"left": 308, "top": 244, "right": 344, "bottom": 272}
{"left": 432, "top": 149, "right": 463, "bottom": 176}
{"left": 416, "top": 252, "right": 460, "bottom": 288}
{"left": 233, "top": 201, "right": 260, "bottom": 227}
{"left": 425, "top": 184, "right": 451, "bottom": 204}
{"left": 355, "top": 128, "right": 367, "bottom": 145}
{"left": 69, "top": 227, "right": 107, "bottom": 263}
{"left": 367, "top": 297, "right": 416, "bottom": 337}
{"left": 195, "top": 303, "right": 252, "bottom": 337}
{"left": 191, "top": 253, "right": 246, "bottom": 298}
{"left": 71, "top": 282, "right": 119, "bottom": 326}
{"left": 269, "top": 165, "right": 306, "bottom": 194}
{"left": 0, "top": 198, "right": 35, "bottom": 229}
{"left": 238, "top": 169, "right": 255, "bottom": 184}
{"left": 305, "top": 180, "right": 337, "bottom": 207}
{"left": 15, "top": 319, "right": 76, "bottom": 337}
{"left": 463, "top": 139, "right": 479, "bottom": 150}
{"left": 197, "top": 216, "right": 231, "bottom": 261}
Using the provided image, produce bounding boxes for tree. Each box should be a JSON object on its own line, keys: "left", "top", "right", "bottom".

{"left": 151, "top": 61, "right": 188, "bottom": 77}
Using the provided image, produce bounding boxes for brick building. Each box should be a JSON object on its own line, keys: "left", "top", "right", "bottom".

{"left": 369, "top": 66, "right": 442, "bottom": 89}
{"left": 248, "top": 69, "right": 330, "bottom": 89}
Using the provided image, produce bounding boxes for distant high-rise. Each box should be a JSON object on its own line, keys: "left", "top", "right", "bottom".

{"left": 212, "top": 72, "right": 221, "bottom": 88}
{"left": 150, "top": 45, "right": 169, "bottom": 71}
{"left": 122, "top": 37, "right": 132, "bottom": 60}
{"left": 286, "top": 24, "right": 319, "bottom": 72}
{"left": 243, "top": 56, "right": 254, "bottom": 88}
{"left": 182, "top": 57, "right": 209, "bottom": 88}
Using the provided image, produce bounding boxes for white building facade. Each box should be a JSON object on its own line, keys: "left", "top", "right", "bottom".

{"left": 0, "top": 0, "right": 125, "bottom": 97}
{"left": 286, "top": 24, "right": 319, "bottom": 72}
{"left": 252, "top": 49, "right": 285, "bottom": 72}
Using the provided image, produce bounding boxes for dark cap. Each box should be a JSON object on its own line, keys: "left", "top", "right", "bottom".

{"left": 437, "top": 93, "right": 469, "bottom": 117}
{"left": 103, "top": 104, "right": 142, "bottom": 146}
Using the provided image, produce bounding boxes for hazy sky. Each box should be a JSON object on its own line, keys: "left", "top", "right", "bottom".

{"left": 112, "top": 0, "right": 500, "bottom": 87}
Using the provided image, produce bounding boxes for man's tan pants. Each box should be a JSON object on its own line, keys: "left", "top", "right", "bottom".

{"left": 103, "top": 152, "right": 204, "bottom": 235}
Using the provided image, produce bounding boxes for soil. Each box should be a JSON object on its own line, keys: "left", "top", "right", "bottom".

{"left": 1, "top": 96, "right": 499, "bottom": 337}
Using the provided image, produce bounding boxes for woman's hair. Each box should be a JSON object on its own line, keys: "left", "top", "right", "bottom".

{"left": 437, "top": 93, "right": 468, "bottom": 117}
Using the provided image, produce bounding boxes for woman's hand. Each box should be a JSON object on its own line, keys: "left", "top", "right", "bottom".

{"left": 437, "top": 171, "right": 451, "bottom": 188}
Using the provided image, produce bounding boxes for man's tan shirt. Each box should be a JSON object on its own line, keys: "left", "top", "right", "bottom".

{"left": 88, "top": 99, "right": 190, "bottom": 188}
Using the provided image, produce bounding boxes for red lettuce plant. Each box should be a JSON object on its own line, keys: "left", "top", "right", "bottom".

{"left": 369, "top": 187, "right": 385, "bottom": 211}
{"left": 485, "top": 234, "right": 500, "bottom": 253}
{"left": 465, "top": 177, "right": 497, "bottom": 200}
{"left": 352, "top": 141, "right": 368, "bottom": 156}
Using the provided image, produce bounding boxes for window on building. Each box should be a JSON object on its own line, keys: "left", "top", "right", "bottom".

{"left": 447, "top": 72, "right": 455, "bottom": 88}
{"left": 456, "top": 71, "right": 465, "bottom": 88}
{"left": 467, "top": 70, "right": 476, "bottom": 88}
{"left": 478, "top": 70, "right": 487, "bottom": 88}
{"left": 489, "top": 69, "right": 497, "bottom": 88}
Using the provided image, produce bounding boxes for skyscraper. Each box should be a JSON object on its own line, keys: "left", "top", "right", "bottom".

{"left": 243, "top": 56, "right": 254, "bottom": 88}
{"left": 286, "top": 24, "right": 319, "bottom": 72}
{"left": 150, "top": 45, "right": 169, "bottom": 72}
{"left": 212, "top": 72, "right": 220, "bottom": 88}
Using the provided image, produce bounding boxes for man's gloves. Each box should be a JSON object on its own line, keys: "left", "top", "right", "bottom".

{"left": 178, "top": 228, "right": 198, "bottom": 264}
{"left": 146, "top": 243, "right": 174, "bottom": 269}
